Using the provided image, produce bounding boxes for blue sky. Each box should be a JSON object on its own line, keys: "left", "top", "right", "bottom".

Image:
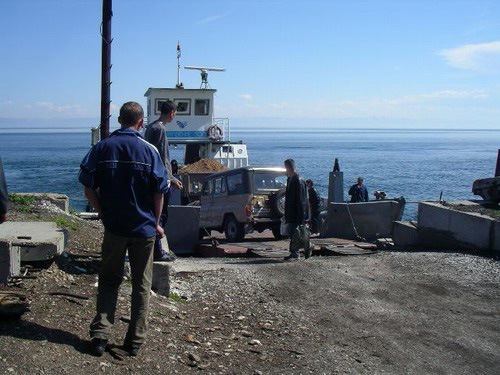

{"left": 0, "top": 0, "right": 499, "bottom": 129}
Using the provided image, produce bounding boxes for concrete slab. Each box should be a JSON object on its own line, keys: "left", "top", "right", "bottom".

{"left": 0, "top": 222, "right": 66, "bottom": 262}
{"left": 393, "top": 221, "right": 420, "bottom": 248}
{"left": 0, "top": 240, "right": 21, "bottom": 283}
{"left": 165, "top": 205, "right": 200, "bottom": 255}
{"left": 198, "top": 244, "right": 249, "bottom": 257}
{"left": 322, "top": 200, "right": 405, "bottom": 240}
{"left": 417, "top": 201, "right": 496, "bottom": 251}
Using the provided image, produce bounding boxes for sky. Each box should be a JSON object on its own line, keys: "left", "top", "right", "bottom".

{"left": 0, "top": 0, "right": 499, "bottom": 130}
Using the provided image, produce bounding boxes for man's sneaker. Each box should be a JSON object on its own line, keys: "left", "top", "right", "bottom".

{"left": 123, "top": 344, "right": 140, "bottom": 357}
{"left": 90, "top": 338, "right": 108, "bottom": 357}
{"left": 304, "top": 243, "right": 312, "bottom": 259}
{"left": 154, "top": 253, "right": 176, "bottom": 262}
{"left": 284, "top": 254, "right": 299, "bottom": 261}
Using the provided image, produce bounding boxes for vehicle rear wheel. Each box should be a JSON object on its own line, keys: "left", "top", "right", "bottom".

{"left": 271, "top": 225, "right": 283, "bottom": 240}
{"left": 224, "top": 215, "right": 245, "bottom": 242}
{"left": 271, "top": 189, "right": 286, "bottom": 217}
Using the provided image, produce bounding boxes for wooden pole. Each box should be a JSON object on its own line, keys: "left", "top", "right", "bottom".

{"left": 99, "top": 0, "right": 112, "bottom": 140}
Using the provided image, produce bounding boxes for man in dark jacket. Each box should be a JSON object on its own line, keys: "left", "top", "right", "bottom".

{"left": 348, "top": 176, "right": 369, "bottom": 203}
{"left": 79, "top": 102, "right": 169, "bottom": 357}
{"left": 0, "top": 158, "right": 8, "bottom": 224}
{"left": 306, "top": 179, "right": 320, "bottom": 234}
{"left": 284, "top": 159, "right": 310, "bottom": 260}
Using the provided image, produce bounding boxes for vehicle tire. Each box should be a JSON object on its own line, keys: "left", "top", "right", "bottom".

{"left": 270, "top": 189, "right": 286, "bottom": 217}
{"left": 271, "top": 225, "right": 283, "bottom": 240}
{"left": 224, "top": 215, "right": 245, "bottom": 242}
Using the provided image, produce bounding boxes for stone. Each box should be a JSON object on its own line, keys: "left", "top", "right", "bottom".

{"left": 0, "top": 222, "right": 66, "bottom": 262}
{"left": 152, "top": 262, "right": 171, "bottom": 297}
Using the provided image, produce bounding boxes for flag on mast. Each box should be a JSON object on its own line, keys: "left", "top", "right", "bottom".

{"left": 177, "top": 42, "right": 181, "bottom": 58}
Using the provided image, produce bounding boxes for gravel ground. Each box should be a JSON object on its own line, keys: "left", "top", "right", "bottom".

{"left": 1, "top": 199, "right": 499, "bottom": 374}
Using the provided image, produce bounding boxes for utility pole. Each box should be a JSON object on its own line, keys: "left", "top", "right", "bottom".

{"left": 99, "top": 0, "right": 112, "bottom": 140}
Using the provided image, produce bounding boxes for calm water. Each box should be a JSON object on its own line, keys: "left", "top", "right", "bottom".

{"left": 0, "top": 129, "right": 498, "bottom": 219}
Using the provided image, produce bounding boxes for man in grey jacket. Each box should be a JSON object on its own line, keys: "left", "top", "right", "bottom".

{"left": 144, "top": 101, "right": 182, "bottom": 262}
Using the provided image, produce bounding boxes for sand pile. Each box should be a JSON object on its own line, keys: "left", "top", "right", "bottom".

{"left": 179, "top": 159, "right": 228, "bottom": 174}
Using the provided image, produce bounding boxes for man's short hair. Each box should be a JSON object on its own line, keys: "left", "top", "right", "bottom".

{"left": 160, "top": 100, "right": 176, "bottom": 115}
{"left": 284, "top": 159, "right": 296, "bottom": 171}
{"left": 119, "top": 101, "right": 144, "bottom": 127}
{"left": 306, "top": 179, "right": 313, "bottom": 186}
{"left": 357, "top": 176, "right": 364, "bottom": 183}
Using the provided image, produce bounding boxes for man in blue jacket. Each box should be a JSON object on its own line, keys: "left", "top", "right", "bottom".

{"left": 348, "top": 176, "right": 369, "bottom": 203}
{"left": 79, "top": 102, "right": 169, "bottom": 357}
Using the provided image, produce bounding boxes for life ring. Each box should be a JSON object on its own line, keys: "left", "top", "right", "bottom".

{"left": 208, "top": 125, "right": 223, "bottom": 141}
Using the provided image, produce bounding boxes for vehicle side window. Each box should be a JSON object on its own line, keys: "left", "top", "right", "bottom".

{"left": 226, "top": 173, "right": 244, "bottom": 195}
{"left": 214, "top": 178, "right": 222, "bottom": 195}
{"left": 203, "top": 180, "right": 213, "bottom": 196}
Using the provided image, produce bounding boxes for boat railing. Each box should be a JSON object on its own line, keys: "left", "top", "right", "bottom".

{"left": 213, "top": 117, "right": 230, "bottom": 142}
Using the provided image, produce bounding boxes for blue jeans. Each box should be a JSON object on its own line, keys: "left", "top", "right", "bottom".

{"left": 288, "top": 223, "right": 299, "bottom": 258}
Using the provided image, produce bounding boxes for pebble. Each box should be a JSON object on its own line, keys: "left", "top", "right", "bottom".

{"left": 248, "top": 339, "right": 262, "bottom": 346}
{"left": 188, "top": 353, "right": 200, "bottom": 362}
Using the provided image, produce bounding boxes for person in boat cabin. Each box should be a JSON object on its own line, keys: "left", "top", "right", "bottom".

{"left": 348, "top": 176, "right": 369, "bottom": 203}
{"left": 144, "top": 100, "right": 182, "bottom": 262}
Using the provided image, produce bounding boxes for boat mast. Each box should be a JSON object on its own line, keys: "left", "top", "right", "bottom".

{"left": 100, "top": 0, "right": 112, "bottom": 140}
{"left": 176, "top": 42, "right": 183, "bottom": 88}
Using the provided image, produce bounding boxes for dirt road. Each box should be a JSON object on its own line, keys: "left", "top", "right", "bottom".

{"left": 1, "top": 202, "right": 499, "bottom": 374}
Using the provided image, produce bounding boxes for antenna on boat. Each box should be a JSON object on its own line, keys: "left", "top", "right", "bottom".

{"left": 184, "top": 66, "right": 225, "bottom": 89}
{"left": 176, "top": 42, "right": 183, "bottom": 89}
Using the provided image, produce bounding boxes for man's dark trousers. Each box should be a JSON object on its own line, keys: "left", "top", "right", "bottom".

{"left": 90, "top": 230, "right": 155, "bottom": 349}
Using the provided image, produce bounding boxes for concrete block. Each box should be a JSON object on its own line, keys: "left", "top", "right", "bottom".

{"left": 17, "top": 193, "right": 69, "bottom": 213}
{"left": 417, "top": 201, "right": 494, "bottom": 251}
{"left": 322, "top": 200, "right": 405, "bottom": 240}
{"left": 1, "top": 241, "right": 20, "bottom": 283}
{"left": 165, "top": 205, "right": 200, "bottom": 255}
{"left": 0, "top": 222, "right": 66, "bottom": 262}
{"left": 152, "top": 262, "right": 171, "bottom": 297}
{"left": 393, "top": 221, "right": 420, "bottom": 248}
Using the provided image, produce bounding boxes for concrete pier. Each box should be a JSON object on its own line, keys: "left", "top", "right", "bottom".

{"left": 0, "top": 222, "right": 66, "bottom": 262}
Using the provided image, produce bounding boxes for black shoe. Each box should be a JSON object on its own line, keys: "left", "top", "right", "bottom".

{"left": 284, "top": 254, "right": 299, "bottom": 261}
{"left": 123, "top": 344, "right": 140, "bottom": 357}
{"left": 154, "top": 253, "right": 176, "bottom": 262}
{"left": 90, "top": 338, "right": 108, "bottom": 357}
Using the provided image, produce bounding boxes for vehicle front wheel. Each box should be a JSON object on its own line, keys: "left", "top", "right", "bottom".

{"left": 271, "top": 225, "right": 283, "bottom": 240}
{"left": 224, "top": 215, "right": 245, "bottom": 242}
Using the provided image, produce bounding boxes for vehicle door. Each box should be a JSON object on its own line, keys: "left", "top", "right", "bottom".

{"left": 199, "top": 179, "right": 214, "bottom": 228}
{"left": 211, "top": 176, "right": 228, "bottom": 227}
{"left": 226, "top": 172, "right": 248, "bottom": 223}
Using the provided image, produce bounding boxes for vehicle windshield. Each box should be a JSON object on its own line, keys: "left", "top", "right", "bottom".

{"left": 253, "top": 172, "right": 287, "bottom": 191}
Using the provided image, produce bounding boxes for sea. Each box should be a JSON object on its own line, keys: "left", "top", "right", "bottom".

{"left": 0, "top": 129, "right": 498, "bottom": 220}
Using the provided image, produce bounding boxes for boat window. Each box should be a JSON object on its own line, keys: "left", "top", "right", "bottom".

{"left": 226, "top": 173, "right": 245, "bottom": 195}
{"left": 222, "top": 145, "right": 233, "bottom": 153}
{"left": 214, "top": 177, "right": 227, "bottom": 195}
{"left": 202, "top": 179, "right": 213, "bottom": 196}
{"left": 174, "top": 99, "right": 191, "bottom": 115}
{"left": 195, "top": 99, "right": 210, "bottom": 116}
{"left": 254, "top": 172, "right": 287, "bottom": 191}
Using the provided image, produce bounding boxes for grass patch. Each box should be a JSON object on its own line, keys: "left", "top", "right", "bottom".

{"left": 168, "top": 292, "right": 186, "bottom": 303}
{"left": 16, "top": 205, "right": 33, "bottom": 213}
{"left": 8, "top": 193, "right": 37, "bottom": 205}
{"left": 69, "top": 208, "right": 79, "bottom": 215}
{"left": 53, "top": 217, "right": 79, "bottom": 231}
